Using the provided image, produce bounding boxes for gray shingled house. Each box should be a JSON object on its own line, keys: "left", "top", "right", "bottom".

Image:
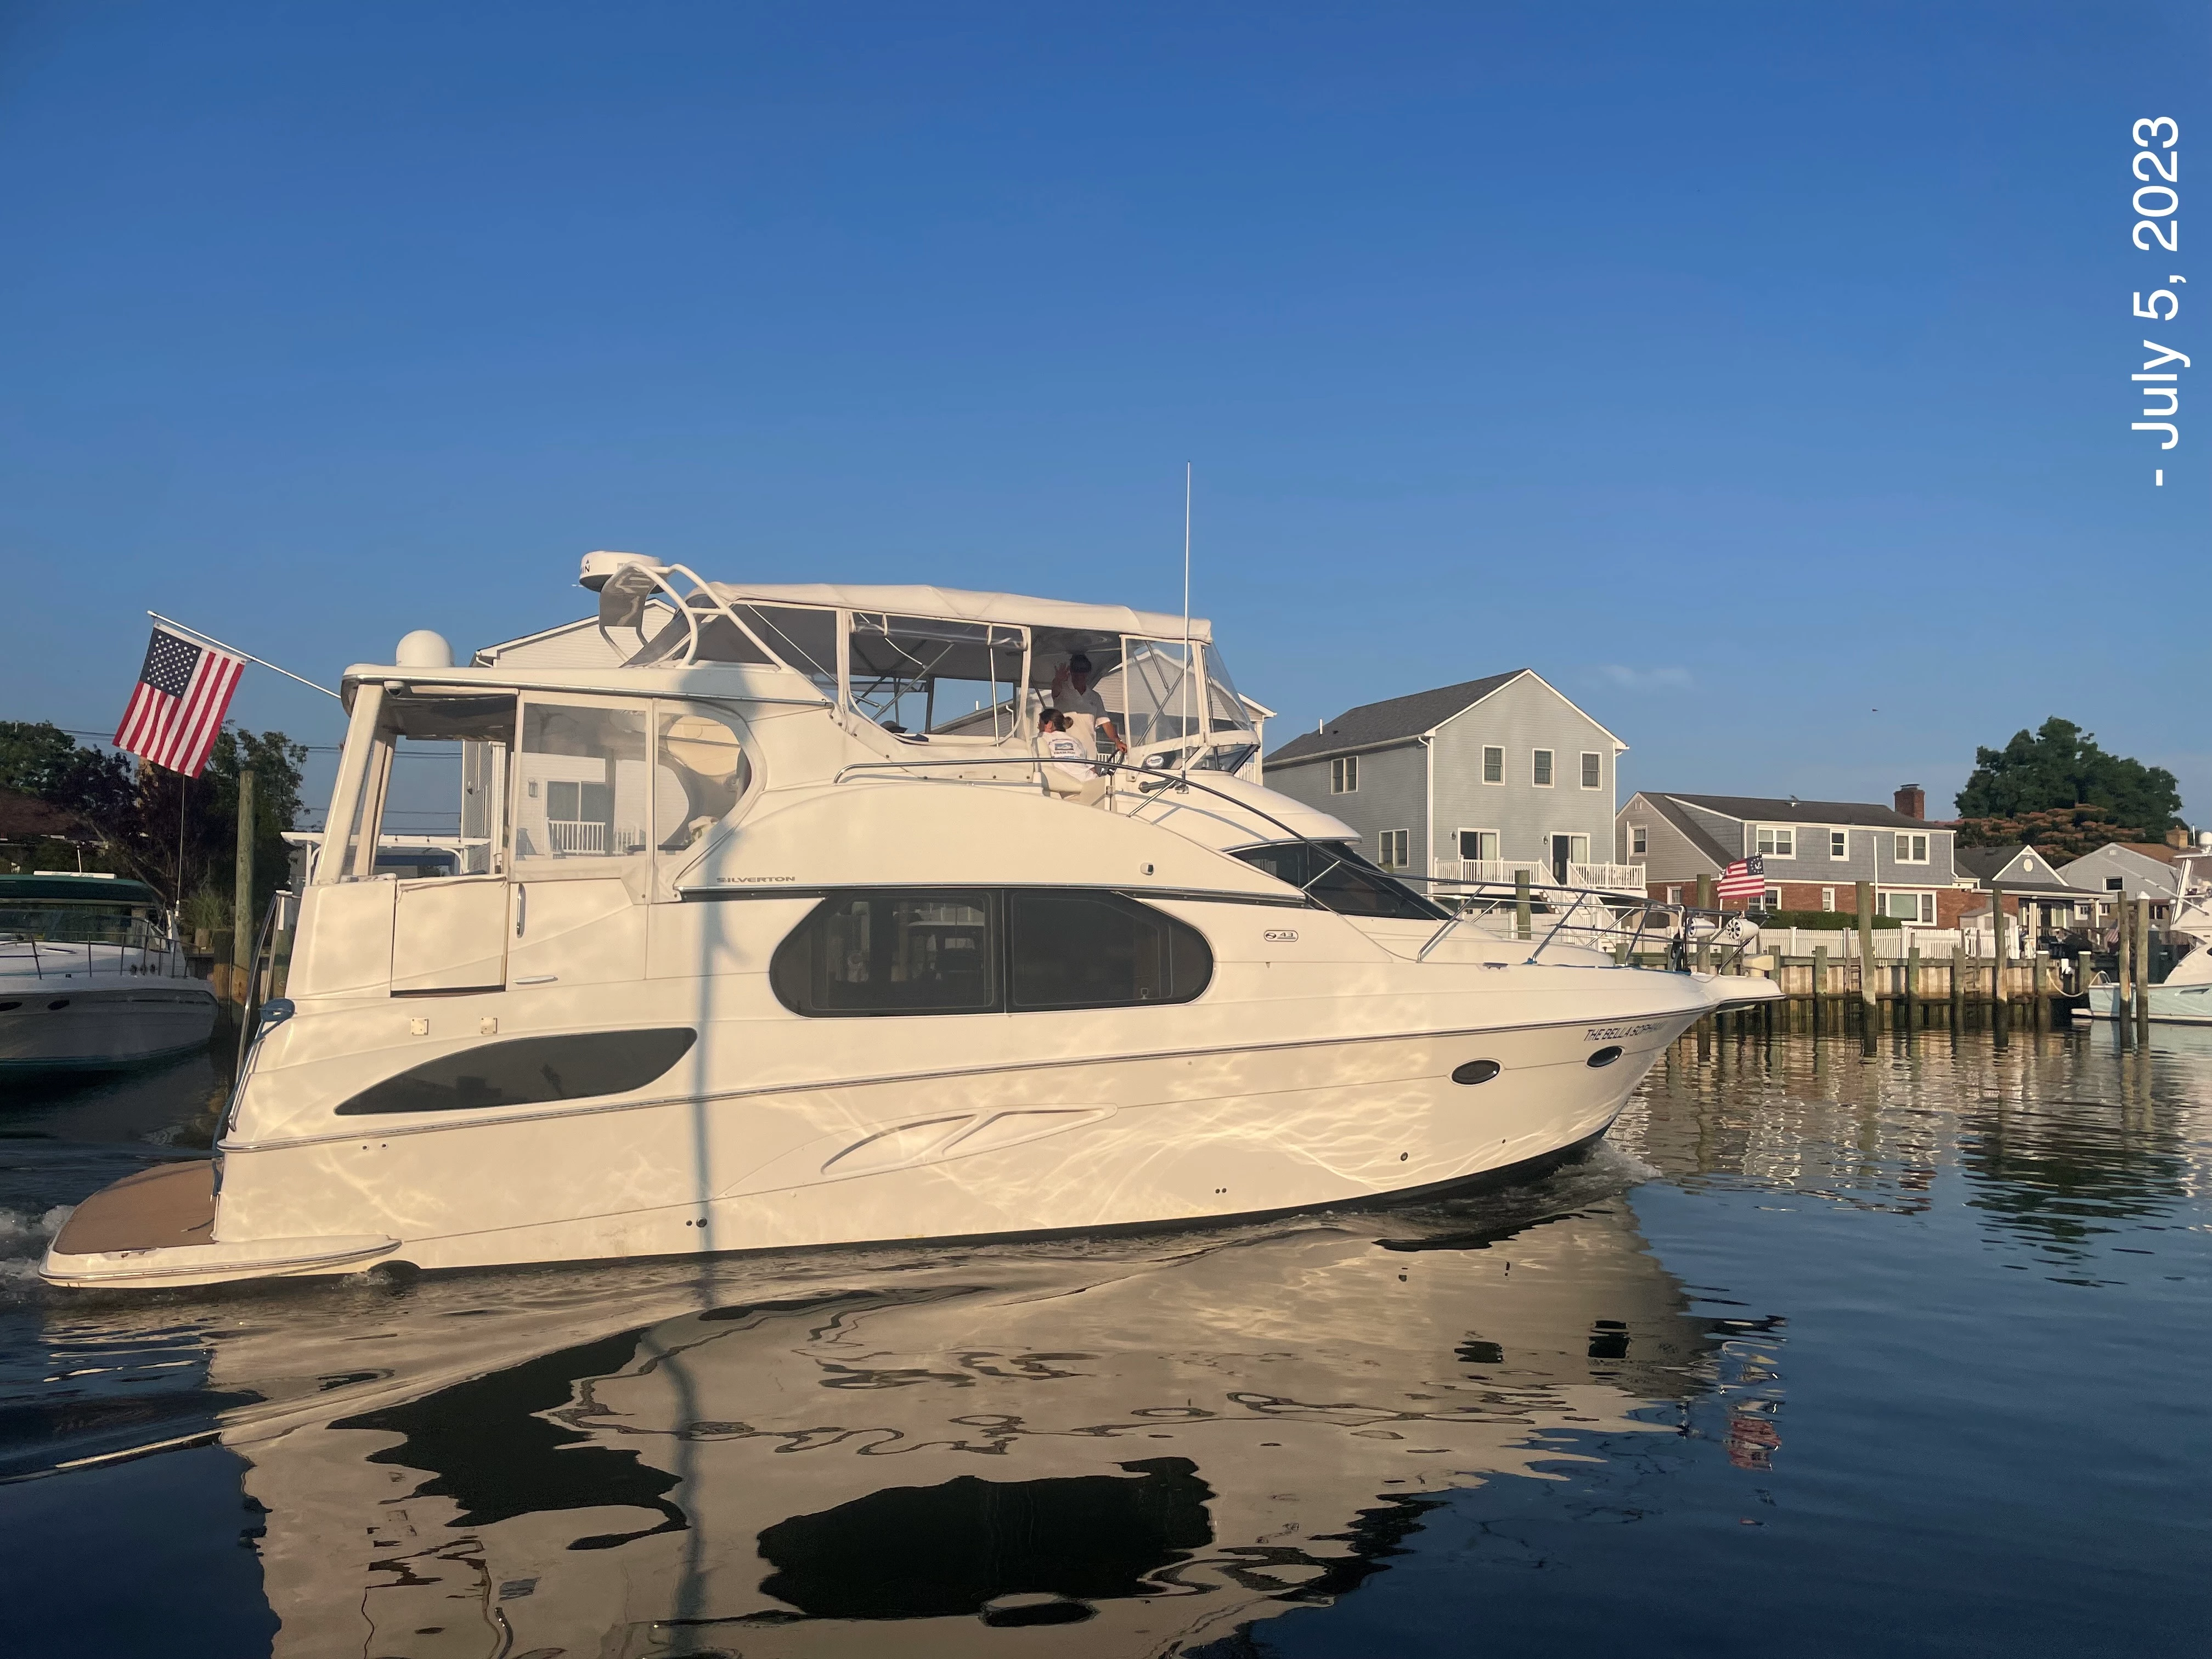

{"left": 1263, "top": 670, "right": 1638, "bottom": 891}
{"left": 1618, "top": 787, "right": 1968, "bottom": 925}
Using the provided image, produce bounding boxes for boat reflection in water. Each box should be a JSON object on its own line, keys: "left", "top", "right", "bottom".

{"left": 208, "top": 1166, "right": 1750, "bottom": 1657}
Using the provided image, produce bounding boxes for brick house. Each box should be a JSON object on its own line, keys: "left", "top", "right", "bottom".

{"left": 1617, "top": 783, "right": 1973, "bottom": 925}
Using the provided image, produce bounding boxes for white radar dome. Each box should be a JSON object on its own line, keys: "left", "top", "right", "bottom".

{"left": 394, "top": 630, "right": 454, "bottom": 669}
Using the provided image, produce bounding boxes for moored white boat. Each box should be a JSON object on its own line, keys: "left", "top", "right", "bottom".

{"left": 0, "top": 874, "right": 217, "bottom": 1075}
{"left": 2086, "top": 852, "right": 2212, "bottom": 1025}
{"left": 46, "top": 555, "right": 1775, "bottom": 1289}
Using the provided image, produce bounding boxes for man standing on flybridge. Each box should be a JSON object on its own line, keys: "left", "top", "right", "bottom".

{"left": 1049, "top": 653, "right": 1126, "bottom": 764}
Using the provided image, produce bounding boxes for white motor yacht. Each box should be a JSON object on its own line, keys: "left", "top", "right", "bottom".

{"left": 45, "top": 554, "right": 1775, "bottom": 1288}
{"left": 2087, "top": 851, "right": 2212, "bottom": 1024}
{"left": 0, "top": 873, "right": 217, "bottom": 1074}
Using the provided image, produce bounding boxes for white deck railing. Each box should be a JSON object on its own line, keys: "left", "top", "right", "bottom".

{"left": 1443, "top": 859, "right": 1646, "bottom": 894}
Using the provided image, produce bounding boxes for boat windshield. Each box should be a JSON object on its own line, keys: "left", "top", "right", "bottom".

{"left": 1102, "top": 637, "right": 1259, "bottom": 770}
{"left": 0, "top": 879, "right": 165, "bottom": 946}
{"left": 1231, "top": 841, "right": 1447, "bottom": 922}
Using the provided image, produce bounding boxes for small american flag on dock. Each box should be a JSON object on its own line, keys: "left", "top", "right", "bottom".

{"left": 1717, "top": 854, "right": 1765, "bottom": 904}
{"left": 114, "top": 625, "right": 245, "bottom": 777}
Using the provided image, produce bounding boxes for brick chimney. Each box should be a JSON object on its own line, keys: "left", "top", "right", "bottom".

{"left": 1894, "top": 783, "right": 1925, "bottom": 821}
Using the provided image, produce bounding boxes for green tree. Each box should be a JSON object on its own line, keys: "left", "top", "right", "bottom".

{"left": 1953, "top": 718, "right": 2181, "bottom": 835}
{"left": 1, "top": 721, "right": 306, "bottom": 912}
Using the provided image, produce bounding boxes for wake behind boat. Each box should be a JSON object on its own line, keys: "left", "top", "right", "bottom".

{"left": 46, "top": 554, "right": 1775, "bottom": 1289}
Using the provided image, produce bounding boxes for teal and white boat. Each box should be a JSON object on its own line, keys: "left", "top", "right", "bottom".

{"left": 0, "top": 874, "right": 217, "bottom": 1073}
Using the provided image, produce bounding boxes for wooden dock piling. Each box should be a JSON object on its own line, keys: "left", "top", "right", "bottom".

{"left": 2136, "top": 896, "right": 2154, "bottom": 1039}
{"left": 1991, "top": 882, "right": 2010, "bottom": 1048}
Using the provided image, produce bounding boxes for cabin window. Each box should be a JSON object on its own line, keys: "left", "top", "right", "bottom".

{"left": 1007, "top": 891, "right": 1211, "bottom": 1011}
{"left": 1532, "top": 749, "right": 1554, "bottom": 787}
{"left": 654, "top": 704, "right": 752, "bottom": 872}
{"left": 846, "top": 613, "right": 1026, "bottom": 741}
{"left": 1580, "top": 752, "right": 1601, "bottom": 789}
{"left": 335, "top": 1028, "right": 697, "bottom": 1114}
{"left": 513, "top": 701, "right": 652, "bottom": 864}
{"left": 771, "top": 889, "right": 1212, "bottom": 1016}
{"left": 1231, "top": 841, "right": 1447, "bottom": 922}
{"left": 1330, "top": 755, "right": 1358, "bottom": 794}
{"left": 1482, "top": 746, "right": 1504, "bottom": 783}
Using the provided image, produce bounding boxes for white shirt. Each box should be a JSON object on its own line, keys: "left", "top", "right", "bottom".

{"left": 1051, "top": 672, "right": 1110, "bottom": 752}
{"left": 1041, "top": 731, "right": 1092, "bottom": 783}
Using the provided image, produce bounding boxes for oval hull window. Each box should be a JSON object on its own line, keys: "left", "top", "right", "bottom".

{"left": 1587, "top": 1045, "right": 1624, "bottom": 1068}
{"left": 336, "top": 1028, "right": 698, "bottom": 1115}
{"left": 1451, "top": 1059, "right": 1501, "bottom": 1086}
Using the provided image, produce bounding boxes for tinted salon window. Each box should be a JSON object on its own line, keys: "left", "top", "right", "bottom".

{"left": 336, "top": 1029, "right": 697, "bottom": 1115}
{"left": 772, "top": 889, "right": 1214, "bottom": 1017}
{"left": 772, "top": 891, "right": 997, "bottom": 1016}
{"left": 1009, "top": 891, "right": 1210, "bottom": 1011}
{"left": 1232, "top": 841, "right": 1446, "bottom": 921}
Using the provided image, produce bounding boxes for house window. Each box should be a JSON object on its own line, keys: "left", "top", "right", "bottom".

{"left": 1830, "top": 830, "right": 1848, "bottom": 859}
{"left": 1630, "top": 825, "right": 1649, "bottom": 856}
{"left": 1482, "top": 746, "right": 1503, "bottom": 783}
{"left": 1532, "top": 750, "right": 1554, "bottom": 787}
{"left": 1666, "top": 885, "right": 1683, "bottom": 905}
{"left": 1330, "top": 755, "right": 1358, "bottom": 794}
{"left": 1883, "top": 891, "right": 1937, "bottom": 924}
{"left": 1580, "top": 752, "right": 1601, "bottom": 789}
{"left": 1893, "top": 832, "right": 1929, "bottom": 863}
{"left": 1820, "top": 887, "right": 1836, "bottom": 912}
{"left": 1458, "top": 830, "right": 1499, "bottom": 862}
{"left": 1378, "top": 829, "right": 1410, "bottom": 870}
{"left": 2106, "top": 876, "right": 2125, "bottom": 891}
{"left": 1764, "top": 887, "right": 1784, "bottom": 911}
{"left": 1756, "top": 825, "right": 1795, "bottom": 859}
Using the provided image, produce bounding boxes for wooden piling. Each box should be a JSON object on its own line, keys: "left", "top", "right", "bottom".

{"left": 1990, "top": 882, "right": 2009, "bottom": 1047}
{"left": 2032, "top": 951, "right": 2047, "bottom": 1032}
{"left": 1812, "top": 945, "right": 1827, "bottom": 1032}
{"left": 2118, "top": 896, "right": 2134, "bottom": 1019}
{"left": 1515, "top": 870, "right": 1531, "bottom": 941}
{"left": 1906, "top": 945, "right": 1920, "bottom": 1029}
{"left": 231, "top": 767, "right": 255, "bottom": 1008}
{"left": 1949, "top": 944, "right": 1963, "bottom": 1029}
{"left": 2136, "top": 896, "right": 2154, "bottom": 1038}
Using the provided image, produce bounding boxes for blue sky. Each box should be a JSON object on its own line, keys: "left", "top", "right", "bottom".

{"left": 2, "top": 2, "right": 2205, "bottom": 828}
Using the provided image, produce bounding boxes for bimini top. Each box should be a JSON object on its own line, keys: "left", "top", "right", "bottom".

{"left": 702, "top": 582, "right": 1213, "bottom": 645}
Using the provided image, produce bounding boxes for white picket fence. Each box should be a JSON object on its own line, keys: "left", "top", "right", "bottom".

{"left": 1751, "top": 926, "right": 2036, "bottom": 961}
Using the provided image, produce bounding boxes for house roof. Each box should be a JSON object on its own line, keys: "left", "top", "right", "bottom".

{"left": 1629, "top": 793, "right": 1738, "bottom": 869}
{"left": 1265, "top": 670, "right": 1528, "bottom": 767}
{"left": 1951, "top": 845, "right": 2084, "bottom": 893}
{"left": 1654, "top": 793, "right": 1934, "bottom": 831}
{"left": 0, "top": 788, "right": 103, "bottom": 845}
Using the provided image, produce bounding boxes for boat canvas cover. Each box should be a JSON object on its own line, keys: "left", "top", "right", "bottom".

{"left": 705, "top": 583, "right": 1213, "bottom": 646}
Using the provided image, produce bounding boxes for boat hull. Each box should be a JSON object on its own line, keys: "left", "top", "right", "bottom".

{"left": 2085, "top": 982, "right": 2212, "bottom": 1025}
{"left": 46, "top": 1003, "right": 1707, "bottom": 1287}
{"left": 0, "top": 980, "right": 218, "bottom": 1074}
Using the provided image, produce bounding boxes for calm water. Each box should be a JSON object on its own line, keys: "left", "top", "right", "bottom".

{"left": 1, "top": 1026, "right": 2207, "bottom": 1657}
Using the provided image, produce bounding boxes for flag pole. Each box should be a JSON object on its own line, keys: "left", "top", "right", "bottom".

{"left": 146, "top": 612, "right": 341, "bottom": 699}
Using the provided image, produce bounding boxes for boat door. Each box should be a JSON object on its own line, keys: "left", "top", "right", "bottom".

{"left": 391, "top": 876, "right": 509, "bottom": 992}
{"left": 505, "top": 694, "right": 654, "bottom": 990}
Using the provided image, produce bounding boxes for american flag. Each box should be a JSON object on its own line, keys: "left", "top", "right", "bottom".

{"left": 1716, "top": 854, "right": 1766, "bottom": 904}
{"left": 114, "top": 625, "right": 245, "bottom": 777}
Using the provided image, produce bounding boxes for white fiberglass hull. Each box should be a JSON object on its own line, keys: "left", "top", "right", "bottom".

{"left": 0, "top": 973, "right": 218, "bottom": 1074}
{"left": 2085, "top": 983, "right": 2212, "bottom": 1025}
{"left": 46, "top": 953, "right": 1761, "bottom": 1288}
